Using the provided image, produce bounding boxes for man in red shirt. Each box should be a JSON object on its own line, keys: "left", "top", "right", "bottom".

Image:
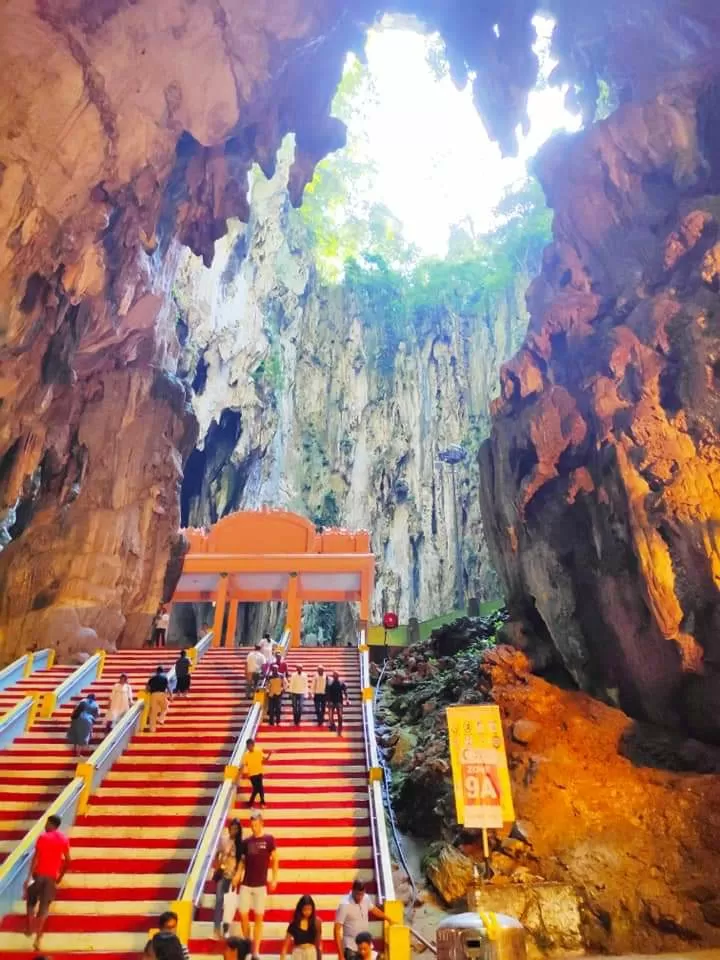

{"left": 24, "top": 813, "right": 71, "bottom": 949}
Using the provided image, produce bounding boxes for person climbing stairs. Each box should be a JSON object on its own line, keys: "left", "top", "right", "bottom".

{"left": 0, "top": 646, "right": 253, "bottom": 956}
{"left": 0, "top": 651, "right": 164, "bottom": 866}
{"left": 188, "top": 647, "right": 384, "bottom": 959}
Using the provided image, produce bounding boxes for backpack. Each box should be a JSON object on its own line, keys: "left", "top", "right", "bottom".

{"left": 71, "top": 700, "right": 86, "bottom": 721}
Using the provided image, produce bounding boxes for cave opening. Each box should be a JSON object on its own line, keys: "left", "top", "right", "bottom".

{"left": 173, "top": 12, "right": 580, "bottom": 637}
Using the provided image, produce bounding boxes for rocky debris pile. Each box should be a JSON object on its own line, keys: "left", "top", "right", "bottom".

{"left": 380, "top": 636, "right": 720, "bottom": 954}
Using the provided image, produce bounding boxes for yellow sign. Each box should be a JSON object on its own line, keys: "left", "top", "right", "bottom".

{"left": 447, "top": 704, "right": 514, "bottom": 829}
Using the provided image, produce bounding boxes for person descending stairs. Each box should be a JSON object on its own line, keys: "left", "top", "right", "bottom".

{"left": 189, "top": 646, "right": 384, "bottom": 959}
{"left": 0, "top": 650, "right": 162, "bottom": 867}
{"left": 0, "top": 646, "right": 253, "bottom": 957}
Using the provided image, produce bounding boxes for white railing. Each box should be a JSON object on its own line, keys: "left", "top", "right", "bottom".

{"left": 358, "top": 627, "right": 396, "bottom": 904}
{"left": 0, "top": 696, "right": 36, "bottom": 751}
{"left": 31, "top": 648, "right": 55, "bottom": 671}
{"left": 170, "top": 628, "right": 290, "bottom": 941}
{"left": 0, "top": 647, "right": 56, "bottom": 694}
{"left": 77, "top": 700, "right": 145, "bottom": 807}
{"left": 0, "top": 654, "right": 31, "bottom": 692}
{"left": 41, "top": 653, "right": 102, "bottom": 717}
{"left": 191, "top": 631, "right": 214, "bottom": 662}
{"left": 0, "top": 777, "right": 84, "bottom": 920}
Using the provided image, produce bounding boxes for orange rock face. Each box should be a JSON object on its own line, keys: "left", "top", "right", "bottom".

{"left": 480, "top": 86, "right": 720, "bottom": 737}
{"left": 482, "top": 647, "right": 720, "bottom": 953}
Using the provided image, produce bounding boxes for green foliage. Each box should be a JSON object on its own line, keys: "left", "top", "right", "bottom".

{"left": 595, "top": 78, "right": 619, "bottom": 121}
{"left": 313, "top": 490, "right": 340, "bottom": 528}
{"left": 339, "top": 177, "right": 552, "bottom": 377}
{"left": 294, "top": 52, "right": 552, "bottom": 377}
{"left": 251, "top": 340, "right": 283, "bottom": 397}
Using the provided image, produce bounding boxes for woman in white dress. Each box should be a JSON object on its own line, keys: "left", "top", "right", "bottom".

{"left": 106, "top": 673, "right": 133, "bottom": 731}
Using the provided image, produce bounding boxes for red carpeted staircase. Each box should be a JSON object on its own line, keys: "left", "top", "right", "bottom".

{"left": 0, "top": 652, "right": 165, "bottom": 867}
{"left": 0, "top": 661, "right": 75, "bottom": 717}
{"left": 189, "top": 646, "right": 382, "bottom": 959}
{"left": 0, "top": 647, "right": 252, "bottom": 957}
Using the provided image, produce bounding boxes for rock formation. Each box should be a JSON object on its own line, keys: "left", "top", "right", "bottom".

{"left": 380, "top": 628, "right": 720, "bottom": 955}
{"left": 1, "top": 0, "right": 719, "bottom": 660}
{"left": 479, "top": 79, "right": 720, "bottom": 738}
{"left": 173, "top": 153, "right": 529, "bottom": 624}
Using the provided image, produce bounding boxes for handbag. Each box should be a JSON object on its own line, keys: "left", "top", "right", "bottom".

{"left": 223, "top": 887, "right": 241, "bottom": 925}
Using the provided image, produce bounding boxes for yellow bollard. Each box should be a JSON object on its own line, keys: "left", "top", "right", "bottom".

{"left": 75, "top": 762, "right": 94, "bottom": 815}
{"left": 362, "top": 686, "right": 374, "bottom": 701}
{"left": 39, "top": 690, "right": 57, "bottom": 719}
{"left": 47, "top": 649, "right": 56, "bottom": 668}
{"left": 168, "top": 899, "right": 193, "bottom": 943}
{"left": 95, "top": 649, "right": 107, "bottom": 678}
{"left": 25, "top": 694, "right": 42, "bottom": 731}
{"left": 384, "top": 901, "right": 410, "bottom": 960}
{"left": 23, "top": 654, "right": 34, "bottom": 678}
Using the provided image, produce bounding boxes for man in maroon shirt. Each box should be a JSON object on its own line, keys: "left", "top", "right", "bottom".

{"left": 232, "top": 810, "right": 279, "bottom": 959}
{"left": 24, "top": 813, "right": 71, "bottom": 949}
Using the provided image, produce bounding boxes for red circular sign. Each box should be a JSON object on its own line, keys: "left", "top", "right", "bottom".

{"left": 383, "top": 612, "right": 399, "bottom": 630}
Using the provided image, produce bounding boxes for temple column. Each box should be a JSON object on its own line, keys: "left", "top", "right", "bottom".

{"left": 359, "top": 562, "right": 373, "bottom": 626}
{"left": 212, "top": 574, "right": 228, "bottom": 647}
{"left": 226, "top": 599, "right": 239, "bottom": 648}
{"left": 287, "top": 573, "right": 301, "bottom": 648}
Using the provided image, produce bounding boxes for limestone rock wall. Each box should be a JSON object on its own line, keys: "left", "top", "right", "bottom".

{"left": 175, "top": 157, "right": 529, "bottom": 623}
{"left": 1, "top": 0, "right": 719, "bottom": 660}
{"left": 480, "top": 80, "right": 720, "bottom": 736}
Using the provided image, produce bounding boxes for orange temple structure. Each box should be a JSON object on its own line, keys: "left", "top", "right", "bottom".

{"left": 172, "top": 509, "right": 375, "bottom": 647}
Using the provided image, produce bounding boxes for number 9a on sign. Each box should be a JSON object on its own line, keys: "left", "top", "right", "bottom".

{"left": 446, "top": 704, "right": 515, "bottom": 830}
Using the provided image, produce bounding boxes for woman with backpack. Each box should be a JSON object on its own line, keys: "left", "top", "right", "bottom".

{"left": 66, "top": 694, "right": 100, "bottom": 757}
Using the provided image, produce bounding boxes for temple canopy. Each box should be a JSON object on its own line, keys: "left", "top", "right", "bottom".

{"left": 173, "top": 509, "right": 375, "bottom": 646}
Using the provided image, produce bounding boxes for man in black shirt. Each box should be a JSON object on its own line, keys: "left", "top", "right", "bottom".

{"left": 146, "top": 666, "right": 171, "bottom": 733}
{"left": 326, "top": 672, "right": 350, "bottom": 736}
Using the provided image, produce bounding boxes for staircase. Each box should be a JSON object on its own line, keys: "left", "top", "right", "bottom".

{"left": 0, "top": 653, "right": 159, "bottom": 868}
{"left": 0, "top": 647, "right": 252, "bottom": 957}
{"left": 0, "top": 662, "right": 75, "bottom": 716}
{"left": 189, "top": 647, "right": 382, "bottom": 958}
{"left": 1, "top": 643, "right": 386, "bottom": 959}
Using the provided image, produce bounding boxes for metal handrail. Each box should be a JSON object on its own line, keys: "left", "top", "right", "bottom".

{"left": 76, "top": 698, "right": 145, "bottom": 812}
{"left": 178, "top": 779, "right": 236, "bottom": 909}
{"left": 170, "top": 627, "right": 291, "bottom": 941}
{"left": 0, "top": 654, "right": 31, "bottom": 691}
{"left": 0, "top": 777, "right": 84, "bottom": 919}
{"left": 0, "top": 696, "right": 36, "bottom": 750}
{"left": 41, "top": 653, "right": 101, "bottom": 716}
{"left": 374, "top": 660, "right": 419, "bottom": 907}
{"left": 358, "top": 629, "right": 396, "bottom": 907}
{"left": 31, "top": 648, "right": 55, "bottom": 671}
{"left": 192, "top": 631, "right": 214, "bottom": 663}
{"left": 86, "top": 700, "right": 144, "bottom": 770}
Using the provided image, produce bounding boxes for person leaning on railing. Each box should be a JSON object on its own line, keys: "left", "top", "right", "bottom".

{"left": 334, "top": 879, "right": 390, "bottom": 960}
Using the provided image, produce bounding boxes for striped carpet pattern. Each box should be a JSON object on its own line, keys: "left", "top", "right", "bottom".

{"left": 1, "top": 648, "right": 250, "bottom": 957}
{"left": 0, "top": 663, "right": 75, "bottom": 717}
{"left": 1, "top": 646, "right": 380, "bottom": 959}
{"left": 190, "top": 648, "right": 380, "bottom": 959}
{"left": 0, "top": 651, "right": 170, "bottom": 866}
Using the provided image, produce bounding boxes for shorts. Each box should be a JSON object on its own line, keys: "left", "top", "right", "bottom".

{"left": 27, "top": 875, "right": 56, "bottom": 914}
{"left": 239, "top": 884, "right": 268, "bottom": 915}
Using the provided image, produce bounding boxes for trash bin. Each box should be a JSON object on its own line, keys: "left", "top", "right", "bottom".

{"left": 436, "top": 912, "right": 526, "bottom": 960}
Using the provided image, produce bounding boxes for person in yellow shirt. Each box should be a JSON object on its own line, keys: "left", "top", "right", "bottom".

{"left": 241, "top": 738, "right": 273, "bottom": 808}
